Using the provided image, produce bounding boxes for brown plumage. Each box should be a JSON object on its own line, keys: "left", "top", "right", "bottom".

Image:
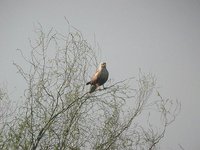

{"left": 86, "top": 62, "right": 109, "bottom": 93}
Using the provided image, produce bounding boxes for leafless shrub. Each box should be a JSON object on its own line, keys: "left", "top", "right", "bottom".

{"left": 0, "top": 23, "right": 181, "bottom": 150}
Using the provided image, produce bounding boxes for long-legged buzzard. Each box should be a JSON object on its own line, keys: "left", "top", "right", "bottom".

{"left": 86, "top": 62, "right": 109, "bottom": 93}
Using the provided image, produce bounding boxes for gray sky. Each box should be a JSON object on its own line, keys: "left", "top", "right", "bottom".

{"left": 0, "top": 0, "right": 200, "bottom": 149}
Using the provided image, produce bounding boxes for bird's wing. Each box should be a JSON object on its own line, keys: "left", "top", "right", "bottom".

{"left": 91, "top": 69, "right": 100, "bottom": 84}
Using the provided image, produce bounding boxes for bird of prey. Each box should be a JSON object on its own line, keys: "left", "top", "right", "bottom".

{"left": 86, "top": 62, "right": 109, "bottom": 93}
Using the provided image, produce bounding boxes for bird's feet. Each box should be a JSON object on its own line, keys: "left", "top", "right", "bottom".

{"left": 98, "top": 86, "right": 107, "bottom": 91}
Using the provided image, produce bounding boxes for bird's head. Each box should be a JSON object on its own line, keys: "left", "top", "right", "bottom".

{"left": 100, "top": 62, "right": 107, "bottom": 68}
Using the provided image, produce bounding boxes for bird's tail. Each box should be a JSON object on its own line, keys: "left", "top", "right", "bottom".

{"left": 86, "top": 81, "right": 91, "bottom": 85}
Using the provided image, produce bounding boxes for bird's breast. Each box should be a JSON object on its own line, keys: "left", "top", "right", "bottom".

{"left": 97, "top": 68, "right": 109, "bottom": 85}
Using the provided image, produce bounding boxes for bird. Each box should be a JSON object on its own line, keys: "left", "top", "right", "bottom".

{"left": 86, "top": 62, "right": 109, "bottom": 93}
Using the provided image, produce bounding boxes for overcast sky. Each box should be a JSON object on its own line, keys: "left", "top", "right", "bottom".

{"left": 0, "top": 0, "right": 200, "bottom": 149}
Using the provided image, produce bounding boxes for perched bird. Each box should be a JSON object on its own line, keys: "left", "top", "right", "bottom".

{"left": 86, "top": 62, "right": 109, "bottom": 93}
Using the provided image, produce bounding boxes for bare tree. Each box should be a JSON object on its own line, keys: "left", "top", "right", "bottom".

{"left": 0, "top": 23, "right": 180, "bottom": 150}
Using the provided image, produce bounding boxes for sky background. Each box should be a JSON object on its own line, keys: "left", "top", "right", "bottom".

{"left": 0, "top": 0, "right": 200, "bottom": 149}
